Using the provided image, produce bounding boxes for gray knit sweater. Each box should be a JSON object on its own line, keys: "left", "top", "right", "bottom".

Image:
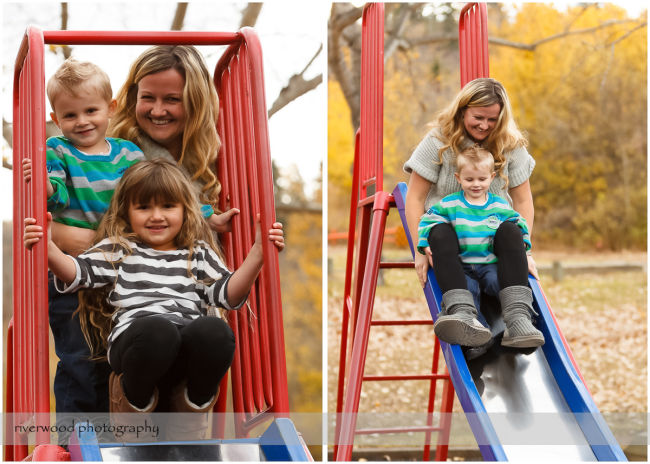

{"left": 403, "top": 128, "right": 535, "bottom": 209}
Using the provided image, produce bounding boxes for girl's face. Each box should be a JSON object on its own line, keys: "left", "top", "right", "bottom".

{"left": 463, "top": 103, "right": 500, "bottom": 141}
{"left": 136, "top": 68, "right": 187, "bottom": 158}
{"left": 128, "top": 199, "right": 184, "bottom": 251}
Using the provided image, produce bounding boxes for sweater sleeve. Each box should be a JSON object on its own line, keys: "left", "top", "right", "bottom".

{"left": 403, "top": 131, "right": 444, "bottom": 184}
{"left": 507, "top": 144, "right": 536, "bottom": 189}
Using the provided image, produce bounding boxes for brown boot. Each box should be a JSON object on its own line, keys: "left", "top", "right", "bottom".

{"left": 109, "top": 372, "right": 159, "bottom": 443}
{"left": 164, "top": 382, "right": 218, "bottom": 442}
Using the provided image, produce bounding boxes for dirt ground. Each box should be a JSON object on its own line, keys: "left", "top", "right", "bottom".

{"left": 327, "top": 247, "right": 647, "bottom": 460}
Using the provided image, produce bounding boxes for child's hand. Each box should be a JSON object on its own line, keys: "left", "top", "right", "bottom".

{"left": 208, "top": 208, "right": 240, "bottom": 233}
{"left": 253, "top": 216, "right": 285, "bottom": 252}
{"left": 268, "top": 222, "right": 285, "bottom": 252}
{"left": 22, "top": 158, "right": 32, "bottom": 183}
{"left": 24, "top": 213, "right": 52, "bottom": 250}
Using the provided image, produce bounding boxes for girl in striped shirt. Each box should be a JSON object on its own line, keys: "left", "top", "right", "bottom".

{"left": 24, "top": 158, "right": 285, "bottom": 441}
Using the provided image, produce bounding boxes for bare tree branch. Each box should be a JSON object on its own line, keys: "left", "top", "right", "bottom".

{"left": 171, "top": 3, "right": 188, "bottom": 31}
{"left": 409, "top": 18, "right": 646, "bottom": 51}
{"left": 269, "top": 45, "right": 323, "bottom": 118}
{"left": 60, "top": 3, "right": 72, "bottom": 59}
{"left": 240, "top": 3, "right": 263, "bottom": 28}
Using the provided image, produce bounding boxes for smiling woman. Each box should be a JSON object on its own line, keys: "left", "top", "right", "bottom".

{"left": 404, "top": 77, "right": 539, "bottom": 351}
{"left": 134, "top": 68, "right": 187, "bottom": 158}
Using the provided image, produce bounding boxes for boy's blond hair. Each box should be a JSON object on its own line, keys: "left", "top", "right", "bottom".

{"left": 456, "top": 145, "right": 495, "bottom": 174}
{"left": 47, "top": 58, "right": 112, "bottom": 111}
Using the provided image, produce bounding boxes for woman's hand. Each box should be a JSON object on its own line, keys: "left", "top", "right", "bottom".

{"left": 208, "top": 208, "right": 240, "bottom": 233}
{"left": 414, "top": 247, "right": 433, "bottom": 287}
{"left": 527, "top": 253, "right": 539, "bottom": 280}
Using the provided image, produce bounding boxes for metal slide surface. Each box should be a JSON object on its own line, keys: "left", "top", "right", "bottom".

{"left": 392, "top": 182, "right": 626, "bottom": 461}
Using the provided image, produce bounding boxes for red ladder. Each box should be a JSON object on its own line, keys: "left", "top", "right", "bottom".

{"left": 6, "top": 28, "right": 288, "bottom": 461}
{"left": 333, "top": 4, "right": 455, "bottom": 461}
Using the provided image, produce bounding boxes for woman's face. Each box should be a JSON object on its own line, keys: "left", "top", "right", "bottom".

{"left": 463, "top": 103, "right": 501, "bottom": 142}
{"left": 136, "top": 68, "right": 187, "bottom": 157}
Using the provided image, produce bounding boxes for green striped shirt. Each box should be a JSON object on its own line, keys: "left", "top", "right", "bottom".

{"left": 418, "top": 191, "right": 531, "bottom": 264}
{"left": 46, "top": 136, "right": 144, "bottom": 229}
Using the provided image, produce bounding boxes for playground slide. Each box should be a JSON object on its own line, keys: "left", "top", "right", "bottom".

{"left": 393, "top": 182, "right": 627, "bottom": 462}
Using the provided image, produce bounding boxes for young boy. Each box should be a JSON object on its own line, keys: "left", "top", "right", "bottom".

{"left": 23, "top": 58, "right": 143, "bottom": 440}
{"left": 417, "top": 145, "right": 544, "bottom": 349}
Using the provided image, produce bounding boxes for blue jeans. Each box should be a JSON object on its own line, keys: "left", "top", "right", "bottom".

{"left": 463, "top": 263, "right": 500, "bottom": 316}
{"left": 48, "top": 273, "right": 111, "bottom": 414}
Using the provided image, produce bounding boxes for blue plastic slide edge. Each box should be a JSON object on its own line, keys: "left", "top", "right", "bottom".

{"left": 259, "top": 418, "right": 311, "bottom": 461}
{"left": 69, "top": 422, "right": 103, "bottom": 462}
{"left": 530, "top": 277, "right": 628, "bottom": 461}
{"left": 392, "top": 182, "right": 507, "bottom": 461}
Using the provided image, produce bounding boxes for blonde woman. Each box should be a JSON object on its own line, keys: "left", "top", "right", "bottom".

{"left": 404, "top": 78, "right": 538, "bottom": 353}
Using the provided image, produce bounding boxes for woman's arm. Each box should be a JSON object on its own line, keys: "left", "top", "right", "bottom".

{"left": 509, "top": 179, "right": 539, "bottom": 279}
{"left": 405, "top": 172, "right": 434, "bottom": 287}
{"left": 509, "top": 179, "right": 534, "bottom": 234}
{"left": 51, "top": 222, "right": 96, "bottom": 257}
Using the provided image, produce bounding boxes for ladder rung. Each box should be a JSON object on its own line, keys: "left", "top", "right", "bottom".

{"left": 363, "top": 374, "right": 449, "bottom": 381}
{"left": 355, "top": 425, "right": 444, "bottom": 435}
{"left": 371, "top": 320, "right": 432, "bottom": 326}
{"left": 379, "top": 261, "right": 414, "bottom": 269}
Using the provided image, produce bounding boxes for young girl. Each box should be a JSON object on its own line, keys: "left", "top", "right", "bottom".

{"left": 24, "top": 159, "right": 285, "bottom": 442}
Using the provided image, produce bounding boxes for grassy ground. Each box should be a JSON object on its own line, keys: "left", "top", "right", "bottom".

{"left": 327, "top": 245, "right": 647, "bottom": 460}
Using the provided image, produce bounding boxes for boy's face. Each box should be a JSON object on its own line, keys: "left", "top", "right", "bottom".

{"left": 455, "top": 163, "right": 495, "bottom": 203}
{"left": 50, "top": 87, "right": 115, "bottom": 154}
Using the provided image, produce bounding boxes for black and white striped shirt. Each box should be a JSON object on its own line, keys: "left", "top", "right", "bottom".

{"left": 55, "top": 238, "right": 243, "bottom": 350}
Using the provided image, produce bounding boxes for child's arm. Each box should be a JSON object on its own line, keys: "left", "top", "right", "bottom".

{"left": 225, "top": 220, "right": 284, "bottom": 307}
{"left": 207, "top": 207, "right": 240, "bottom": 233}
{"left": 24, "top": 214, "right": 77, "bottom": 284}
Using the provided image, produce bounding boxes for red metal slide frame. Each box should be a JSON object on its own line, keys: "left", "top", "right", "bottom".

{"left": 6, "top": 27, "right": 288, "bottom": 461}
{"left": 333, "top": 4, "right": 455, "bottom": 461}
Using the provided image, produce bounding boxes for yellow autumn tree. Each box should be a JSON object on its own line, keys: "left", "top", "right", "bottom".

{"left": 490, "top": 3, "right": 647, "bottom": 249}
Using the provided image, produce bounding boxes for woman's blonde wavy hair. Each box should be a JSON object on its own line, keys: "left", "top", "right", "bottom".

{"left": 108, "top": 45, "right": 221, "bottom": 209}
{"left": 435, "top": 78, "right": 527, "bottom": 186}
{"left": 77, "top": 158, "right": 221, "bottom": 358}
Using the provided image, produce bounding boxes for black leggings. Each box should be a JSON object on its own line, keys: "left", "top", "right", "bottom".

{"left": 109, "top": 316, "right": 235, "bottom": 409}
{"left": 428, "top": 221, "right": 528, "bottom": 293}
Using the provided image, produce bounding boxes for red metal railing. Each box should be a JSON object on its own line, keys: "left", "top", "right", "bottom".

{"left": 6, "top": 28, "right": 288, "bottom": 460}
{"left": 459, "top": 3, "right": 489, "bottom": 87}
{"left": 334, "top": 3, "right": 454, "bottom": 461}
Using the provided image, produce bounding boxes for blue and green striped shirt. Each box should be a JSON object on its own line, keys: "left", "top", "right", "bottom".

{"left": 46, "top": 136, "right": 144, "bottom": 230}
{"left": 417, "top": 191, "right": 531, "bottom": 264}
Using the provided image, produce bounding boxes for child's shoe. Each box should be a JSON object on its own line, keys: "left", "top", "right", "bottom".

{"left": 499, "top": 286, "right": 545, "bottom": 348}
{"left": 434, "top": 289, "right": 492, "bottom": 347}
{"left": 109, "top": 372, "right": 158, "bottom": 443}
{"left": 164, "top": 382, "right": 218, "bottom": 441}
